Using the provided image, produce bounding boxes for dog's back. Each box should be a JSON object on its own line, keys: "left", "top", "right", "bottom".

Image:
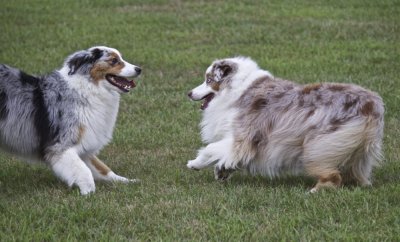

{"left": 0, "top": 64, "right": 41, "bottom": 155}
{"left": 0, "top": 64, "right": 79, "bottom": 158}
{"left": 234, "top": 76, "right": 384, "bottom": 188}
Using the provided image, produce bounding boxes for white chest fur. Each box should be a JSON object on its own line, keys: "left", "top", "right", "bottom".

{"left": 201, "top": 95, "right": 237, "bottom": 144}
{"left": 77, "top": 91, "right": 120, "bottom": 155}
{"left": 60, "top": 69, "right": 120, "bottom": 156}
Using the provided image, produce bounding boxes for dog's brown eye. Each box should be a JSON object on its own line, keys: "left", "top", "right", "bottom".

{"left": 111, "top": 58, "right": 119, "bottom": 65}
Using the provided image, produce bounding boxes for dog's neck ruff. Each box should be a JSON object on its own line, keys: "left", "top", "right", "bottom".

{"left": 58, "top": 67, "right": 120, "bottom": 154}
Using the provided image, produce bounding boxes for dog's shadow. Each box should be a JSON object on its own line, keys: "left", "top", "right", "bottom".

{"left": 0, "top": 162, "right": 62, "bottom": 196}
{"left": 207, "top": 167, "right": 396, "bottom": 191}
{"left": 226, "top": 173, "right": 315, "bottom": 190}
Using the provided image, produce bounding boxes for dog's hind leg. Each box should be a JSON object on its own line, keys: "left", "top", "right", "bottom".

{"left": 303, "top": 149, "right": 345, "bottom": 193}
{"left": 84, "top": 155, "right": 139, "bottom": 183}
{"left": 49, "top": 148, "right": 95, "bottom": 195}
{"left": 187, "top": 137, "right": 233, "bottom": 170}
{"left": 308, "top": 170, "right": 343, "bottom": 193}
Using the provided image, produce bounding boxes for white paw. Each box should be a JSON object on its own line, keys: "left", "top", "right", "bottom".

{"left": 78, "top": 180, "right": 96, "bottom": 195}
{"left": 309, "top": 187, "right": 318, "bottom": 193}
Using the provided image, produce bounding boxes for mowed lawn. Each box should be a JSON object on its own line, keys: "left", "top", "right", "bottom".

{"left": 0, "top": 0, "right": 399, "bottom": 240}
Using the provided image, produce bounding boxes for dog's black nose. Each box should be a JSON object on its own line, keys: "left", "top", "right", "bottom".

{"left": 188, "top": 91, "right": 193, "bottom": 98}
{"left": 135, "top": 67, "right": 142, "bottom": 74}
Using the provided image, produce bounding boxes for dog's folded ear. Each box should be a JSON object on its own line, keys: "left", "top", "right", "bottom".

{"left": 67, "top": 48, "right": 103, "bottom": 75}
{"left": 214, "top": 60, "right": 235, "bottom": 80}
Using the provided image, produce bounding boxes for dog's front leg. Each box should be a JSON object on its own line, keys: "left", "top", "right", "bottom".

{"left": 187, "top": 138, "right": 233, "bottom": 170}
{"left": 187, "top": 146, "right": 218, "bottom": 170}
{"left": 84, "top": 155, "right": 139, "bottom": 183}
{"left": 50, "top": 148, "right": 95, "bottom": 195}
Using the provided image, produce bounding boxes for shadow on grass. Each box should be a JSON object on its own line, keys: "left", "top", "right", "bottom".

{"left": 1, "top": 159, "right": 396, "bottom": 197}
{"left": 190, "top": 167, "right": 397, "bottom": 192}
{"left": 227, "top": 173, "right": 316, "bottom": 190}
{"left": 185, "top": 169, "right": 316, "bottom": 190}
{"left": 0, "top": 162, "right": 63, "bottom": 196}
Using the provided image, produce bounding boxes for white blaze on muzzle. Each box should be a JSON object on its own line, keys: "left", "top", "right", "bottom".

{"left": 119, "top": 60, "right": 140, "bottom": 77}
{"left": 190, "top": 82, "right": 214, "bottom": 101}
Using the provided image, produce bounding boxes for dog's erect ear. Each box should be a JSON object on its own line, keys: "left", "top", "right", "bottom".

{"left": 214, "top": 60, "right": 234, "bottom": 81}
{"left": 67, "top": 48, "right": 104, "bottom": 75}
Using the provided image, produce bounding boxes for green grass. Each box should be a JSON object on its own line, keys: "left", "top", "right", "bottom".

{"left": 0, "top": 0, "right": 399, "bottom": 240}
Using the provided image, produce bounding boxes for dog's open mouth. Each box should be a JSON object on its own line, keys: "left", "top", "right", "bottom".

{"left": 200, "top": 93, "right": 215, "bottom": 110}
{"left": 105, "top": 74, "right": 136, "bottom": 92}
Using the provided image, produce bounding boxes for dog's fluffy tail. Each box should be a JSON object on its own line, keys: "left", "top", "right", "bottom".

{"left": 350, "top": 115, "right": 384, "bottom": 185}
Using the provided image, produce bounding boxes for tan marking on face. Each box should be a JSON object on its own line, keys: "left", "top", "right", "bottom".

{"left": 302, "top": 83, "right": 322, "bottom": 94}
{"left": 205, "top": 73, "right": 221, "bottom": 91}
{"left": 89, "top": 52, "right": 126, "bottom": 83}
{"left": 90, "top": 62, "right": 108, "bottom": 83}
{"left": 90, "top": 156, "right": 111, "bottom": 176}
{"left": 210, "top": 81, "right": 220, "bottom": 91}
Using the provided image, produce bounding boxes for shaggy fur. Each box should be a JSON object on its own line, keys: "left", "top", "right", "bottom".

{"left": 187, "top": 57, "right": 384, "bottom": 192}
{"left": 0, "top": 46, "right": 141, "bottom": 195}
